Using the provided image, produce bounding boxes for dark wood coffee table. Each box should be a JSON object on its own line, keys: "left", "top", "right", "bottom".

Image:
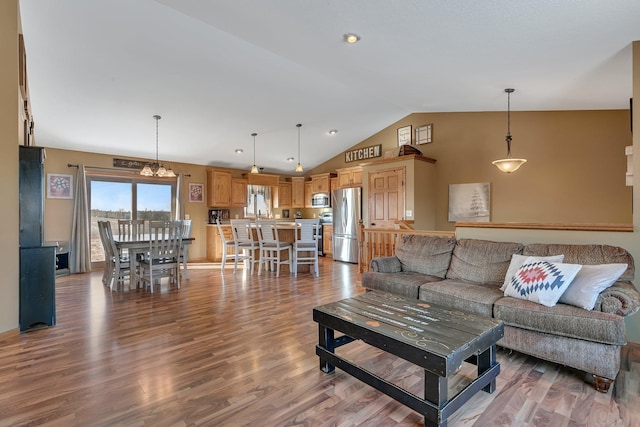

{"left": 313, "top": 291, "right": 504, "bottom": 427}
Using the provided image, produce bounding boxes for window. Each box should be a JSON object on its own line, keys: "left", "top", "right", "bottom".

{"left": 245, "top": 185, "right": 271, "bottom": 218}
{"left": 89, "top": 175, "right": 176, "bottom": 265}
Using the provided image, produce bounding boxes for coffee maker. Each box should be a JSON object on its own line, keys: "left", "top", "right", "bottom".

{"left": 208, "top": 209, "right": 230, "bottom": 224}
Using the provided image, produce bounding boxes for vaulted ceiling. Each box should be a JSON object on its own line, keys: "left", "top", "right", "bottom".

{"left": 19, "top": 0, "right": 640, "bottom": 173}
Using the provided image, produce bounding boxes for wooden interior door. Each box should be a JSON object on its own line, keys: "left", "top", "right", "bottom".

{"left": 367, "top": 167, "right": 405, "bottom": 228}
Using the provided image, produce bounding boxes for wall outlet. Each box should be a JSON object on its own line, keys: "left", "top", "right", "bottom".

{"left": 405, "top": 210, "right": 413, "bottom": 218}
{"left": 185, "top": 214, "right": 190, "bottom": 220}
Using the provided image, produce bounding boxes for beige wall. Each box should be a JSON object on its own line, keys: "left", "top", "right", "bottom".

{"left": 0, "top": 0, "right": 20, "bottom": 334}
{"left": 312, "top": 110, "right": 632, "bottom": 229}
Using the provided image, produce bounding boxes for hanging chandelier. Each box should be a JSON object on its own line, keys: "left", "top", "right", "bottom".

{"left": 492, "top": 88, "right": 527, "bottom": 173}
{"left": 295, "top": 123, "right": 303, "bottom": 173}
{"left": 250, "top": 132, "right": 259, "bottom": 174}
{"left": 140, "top": 115, "right": 176, "bottom": 177}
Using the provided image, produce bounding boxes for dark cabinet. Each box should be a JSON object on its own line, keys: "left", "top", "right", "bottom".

{"left": 20, "top": 247, "right": 56, "bottom": 331}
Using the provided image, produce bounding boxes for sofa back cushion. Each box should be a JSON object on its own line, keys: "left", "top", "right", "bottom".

{"left": 446, "top": 239, "right": 524, "bottom": 285}
{"left": 396, "top": 235, "right": 457, "bottom": 278}
{"left": 523, "top": 243, "right": 635, "bottom": 281}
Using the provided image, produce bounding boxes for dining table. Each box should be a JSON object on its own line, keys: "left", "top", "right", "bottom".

{"left": 113, "top": 236, "right": 195, "bottom": 287}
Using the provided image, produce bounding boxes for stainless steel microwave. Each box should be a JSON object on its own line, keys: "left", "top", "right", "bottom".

{"left": 311, "top": 193, "right": 330, "bottom": 208}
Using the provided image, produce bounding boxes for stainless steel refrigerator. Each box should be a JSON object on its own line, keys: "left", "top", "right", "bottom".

{"left": 332, "top": 188, "right": 362, "bottom": 263}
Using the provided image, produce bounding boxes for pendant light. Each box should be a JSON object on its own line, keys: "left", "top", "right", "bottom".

{"left": 140, "top": 115, "right": 176, "bottom": 177}
{"left": 492, "top": 88, "right": 527, "bottom": 173}
{"left": 250, "top": 132, "right": 259, "bottom": 174}
{"left": 295, "top": 123, "right": 303, "bottom": 173}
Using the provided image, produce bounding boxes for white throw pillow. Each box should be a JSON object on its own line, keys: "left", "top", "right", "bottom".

{"left": 558, "top": 263, "right": 627, "bottom": 310}
{"left": 504, "top": 258, "right": 582, "bottom": 307}
{"left": 501, "top": 254, "right": 565, "bottom": 291}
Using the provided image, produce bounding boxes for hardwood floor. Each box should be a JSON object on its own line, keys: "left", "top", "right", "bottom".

{"left": 1, "top": 259, "right": 639, "bottom": 426}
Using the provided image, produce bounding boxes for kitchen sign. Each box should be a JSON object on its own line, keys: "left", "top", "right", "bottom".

{"left": 344, "top": 144, "right": 382, "bottom": 163}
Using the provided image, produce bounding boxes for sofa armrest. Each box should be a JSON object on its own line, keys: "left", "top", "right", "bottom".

{"left": 594, "top": 281, "right": 640, "bottom": 316}
{"left": 370, "top": 256, "right": 402, "bottom": 273}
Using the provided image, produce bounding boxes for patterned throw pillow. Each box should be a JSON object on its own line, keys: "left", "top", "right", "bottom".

{"left": 501, "top": 254, "right": 565, "bottom": 291}
{"left": 504, "top": 258, "right": 582, "bottom": 307}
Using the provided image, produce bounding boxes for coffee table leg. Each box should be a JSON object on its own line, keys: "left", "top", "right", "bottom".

{"left": 478, "top": 344, "right": 497, "bottom": 393}
{"left": 318, "top": 324, "right": 335, "bottom": 373}
{"left": 424, "top": 370, "right": 448, "bottom": 427}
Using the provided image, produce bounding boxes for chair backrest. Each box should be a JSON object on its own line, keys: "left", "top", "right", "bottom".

{"left": 231, "top": 219, "right": 253, "bottom": 244}
{"left": 216, "top": 218, "right": 230, "bottom": 244}
{"left": 148, "top": 220, "right": 183, "bottom": 260}
{"left": 181, "top": 219, "right": 192, "bottom": 239}
{"left": 256, "top": 219, "right": 279, "bottom": 245}
{"left": 118, "top": 219, "right": 132, "bottom": 241}
{"left": 131, "top": 219, "right": 146, "bottom": 240}
{"left": 295, "top": 219, "right": 320, "bottom": 244}
{"left": 99, "top": 220, "right": 118, "bottom": 260}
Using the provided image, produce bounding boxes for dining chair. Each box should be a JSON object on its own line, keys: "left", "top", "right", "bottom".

{"left": 131, "top": 219, "right": 146, "bottom": 240}
{"left": 180, "top": 219, "right": 192, "bottom": 279}
{"left": 117, "top": 219, "right": 133, "bottom": 241}
{"left": 138, "top": 220, "right": 183, "bottom": 293}
{"left": 97, "top": 220, "right": 114, "bottom": 285}
{"left": 293, "top": 218, "right": 320, "bottom": 277}
{"left": 256, "top": 219, "right": 292, "bottom": 277}
{"left": 230, "top": 219, "right": 259, "bottom": 274}
{"left": 99, "top": 220, "right": 131, "bottom": 291}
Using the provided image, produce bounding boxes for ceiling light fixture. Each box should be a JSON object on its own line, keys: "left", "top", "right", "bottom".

{"left": 287, "top": 157, "right": 295, "bottom": 162}
{"left": 140, "top": 115, "right": 176, "bottom": 177}
{"left": 295, "top": 124, "right": 303, "bottom": 173}
{"left": 492, "top": 88, "right": 527, "bottom": 173}
{"left": 250, "top": 132, "right": 259, "bottom": 174}
{"left": 328, "top": 129, "right": 338, "bottom": 135}
{"left": 235, "top": 149, "right": 243, "bottom": 154}
{"left": 343, "top": 33, "right": 360, "bottom": 44}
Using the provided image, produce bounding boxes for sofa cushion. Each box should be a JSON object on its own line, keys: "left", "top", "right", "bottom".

{"left": 523, "top": 243, "right": 634, "bottom": 282}
{"left": 362, "top": 271, "right": 441, "bottom": 299}
{"left": 446, "top": 239, "right": 524, "bottom": 285}
{"left": 559, "top": 263, "right": 628, "bottom": 310}
{"left": 494, "top": 296, "right": 626, "bottom": 345}
{"left": 504, "top": 259, "right": 582, "bottom": 307}
{"left": 395, "top": 235, "right": 457, "bottom": 278}
{"left": 419, "top": 279, "right": 504, "bottom": 317}
{"left": 501, "top": 254, "right": 565, "bottom": 291}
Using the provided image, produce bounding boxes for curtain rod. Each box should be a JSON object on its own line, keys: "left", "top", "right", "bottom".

{"left": 67, "top": 164, "right": 191, "bottom": 177}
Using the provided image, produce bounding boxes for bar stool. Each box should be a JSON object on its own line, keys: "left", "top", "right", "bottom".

{"left": 256, "top": 219, "right": 292, "bottom": 277}
{"left": 230, "top": 219, "right": 259, "bottom": 274}
{"left": 293, "top": 219, "right": 320, "bottom": 277}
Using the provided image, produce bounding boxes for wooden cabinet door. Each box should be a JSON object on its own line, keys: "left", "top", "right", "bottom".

{"left": 337, "top": 171, "right": 352, "bottom": 188}
{"left": 304, "top": 181, "right": 313, "bottom": 208}
{"left": 330, "top": 177, "right": 338, "bottom": 196}
{"left": 277, "top": 182, "right": 292, "bottom": 208}
{"left": 207, "top": 169, "right": 232, "bottom": 207}
{"left": 231, "top": 178, "right": 247, "bottom": 207}
{"left": 352, "top": 169, "right": 362, "bottom": 186}
{"left": 323, "top": 227, "right": 333, "bottom": 256}
{"left": 312, "top": 175, "right": 329, "bottom": 193}
{"left": 367, "top": 167, "right": 405, "bottom": 228}
{"left": 291, "top": 177, "right": 305, "bottom": 208}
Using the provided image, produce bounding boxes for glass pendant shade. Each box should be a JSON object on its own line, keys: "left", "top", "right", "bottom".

{"left": 493, "top": 88, "right": 526, "bottom": 173}
{"left": 295, "top": 163, "right": 303, "bottom": 173}
{"left": 139, "top": 115, "right": 176, "bottom": 177}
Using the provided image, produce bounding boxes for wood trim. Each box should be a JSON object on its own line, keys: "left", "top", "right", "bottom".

{"left": 454, "top": 222, "right": 633, "bottom": 232}
{"left": 358, "top": 154, "right": 437, "bottom": 167}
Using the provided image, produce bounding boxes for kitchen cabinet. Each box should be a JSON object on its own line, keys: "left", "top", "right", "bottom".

{"left": 323, "top": 227, "right": 333, "bottom": 257}
{"left": 207, "top": 169, "right": 232, "bottom": 207}
{"left": 304, "top": 181, "right": 313, "bottom": 208}
{"left": 337, "top": 166, "right": 362, "bottom": 188}
{"left": 276, "top": 182, "right": 292, "bottom": 208}
{"left": 231, "top": 178, "right": 248, "bottom": 207}
{"left": 291, "top": 177, "right": 306, "bottom": 208}
{"left": 311, "top": 173, "right": 336, "bottom": 194}
{"left": 330, "top": 177, "right": 338, "bottom": 196}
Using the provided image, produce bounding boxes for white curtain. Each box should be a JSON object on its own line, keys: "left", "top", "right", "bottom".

{"left": 70, "top": 165, "right": 91, "bottom": 273}
{"left": 174, "top": 173, "right": 184, "bottom": 220}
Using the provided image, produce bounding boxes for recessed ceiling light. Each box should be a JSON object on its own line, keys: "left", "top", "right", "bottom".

{"left": 343, "top": 33, "right": 360, "bottom": 44}
{"left": 328, "top": 129, "right": 338, "bottom": 135}
{"left": 235, "top": 149, "right": 243, "bottom": 154}
{"left": 286, "top": 157, "right": 295, "bottom": 162}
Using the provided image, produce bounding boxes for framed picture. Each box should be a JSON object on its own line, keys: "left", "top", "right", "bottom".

{"left": 397, "top": 125, "right": 412, "bottom": 146}
{"left": 448, "top": 182, "right": 490, "bottom": 223}
{"left": 416, "top": 124, "right": 433, "bottom": 144}
{"left": 189, "top": 183, "right": 204, "bottom": 203}
{"left": 47, "top": 174, "right": 73, "bottom": 199}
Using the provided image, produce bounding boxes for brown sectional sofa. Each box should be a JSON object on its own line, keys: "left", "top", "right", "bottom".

{"left": 362, "top": 235, "right": 640, "bottom": 392}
